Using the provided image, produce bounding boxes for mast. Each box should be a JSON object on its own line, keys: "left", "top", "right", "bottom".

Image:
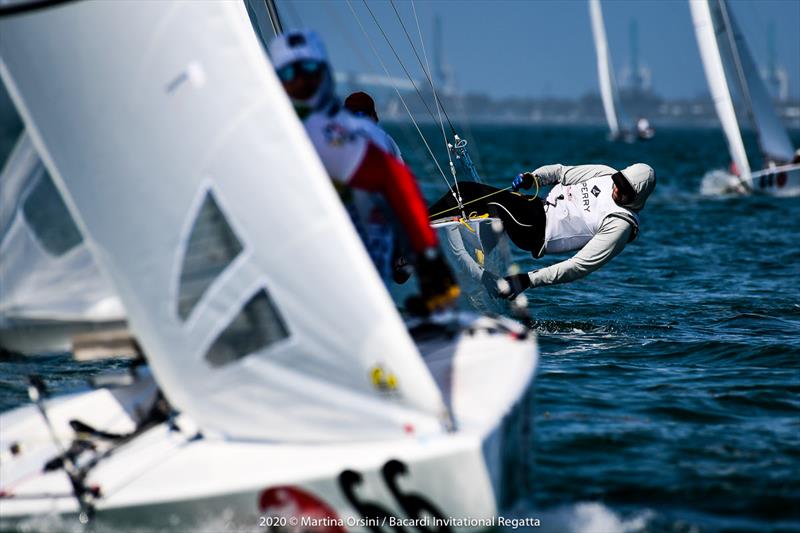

{"left": 689, "top": 0, "right": 752, "bottom": 180}
{"left": 717, "top": 0, "right": 755, "bottom": 130}
{"left": 716, "top": 0, "right": 795, "bottom": 164}
{"left": 265, "top": 0, "right": 283, "bottom": 35}
{"left": 629, "top": 19, "right": 641, "bottom": 93}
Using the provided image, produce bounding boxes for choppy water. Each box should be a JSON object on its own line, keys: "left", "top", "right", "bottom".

{"left": 2, "top": 125, "right": 799, "bottom": 532}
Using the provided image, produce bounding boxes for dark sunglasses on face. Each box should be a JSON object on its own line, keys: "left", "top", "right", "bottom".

{"left": 611, "top": 171, "right": 636, "bottom": 204}
{"left": 276, "top": 60, "right": 324, "bottom": 82}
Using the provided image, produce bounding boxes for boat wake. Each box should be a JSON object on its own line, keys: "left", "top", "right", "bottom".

{"left": 505, "top": 502, "right": 653, "bottom": 533}
{"left": 699, "top": 169, "right": 749, "bottom": 197}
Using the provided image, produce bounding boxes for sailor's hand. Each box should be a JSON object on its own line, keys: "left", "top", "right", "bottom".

{"left": 392, "top": 255, "right": 413, "bottom": 284}
{"left": 412, "top": 248, "right": 460, "bottom": 315}
{"left": 511, "top": 172, "right": 535, "bottom": 192}
{"left": 498, "top": 273, "right": 531, "bottom": 300}
{"left": 480, "top": 270, "right": 502, "bottom": 297}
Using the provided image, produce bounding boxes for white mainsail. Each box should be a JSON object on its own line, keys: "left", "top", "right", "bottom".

{"left": 0, "top": 0, "right": 448, "bottom": 442}
{"left": 717, "top": 1, "right": 795, "bottom": 164}
{"left": 689, "top": 0, "right": 752, "bottom": 179}
{"left": 0, "top": 131, "right": 124, "bottom": 325}
{"left": 691, "top": 0, "right": 796, "bottom": 180}
{"left": 589, "top": 0, "right": 628, "bottom": 138}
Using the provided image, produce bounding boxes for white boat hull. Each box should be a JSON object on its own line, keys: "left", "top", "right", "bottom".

{"left": 702, "top": 166, "right": 800, "bottom": 197}
{"left": 748, "top": 166, "right": 800, "bottom": 197}
{"left": 5, "top": 425, "right": 500, "bottom": 532}
{"left": 1, "top": 313, "right": 537, "bottom": 532}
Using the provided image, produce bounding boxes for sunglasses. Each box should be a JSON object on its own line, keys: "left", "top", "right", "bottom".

{"left": 276, "top": 60, "right": 324, "bottom": 82}
{"left": 611, "top": 171, "right": 636, "bottom": 204}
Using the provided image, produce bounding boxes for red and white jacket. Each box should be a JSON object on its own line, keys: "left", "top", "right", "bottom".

{"left": 302, "top": 103, "right": 437, "bottom": 255}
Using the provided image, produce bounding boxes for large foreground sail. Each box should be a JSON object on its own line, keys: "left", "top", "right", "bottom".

{"left": 0, "top": 0, "right": 448, "bottom": 442}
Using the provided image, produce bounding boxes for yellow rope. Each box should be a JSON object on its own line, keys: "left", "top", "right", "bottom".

{"left": 457, "top": 212, "right": 489, "bottom": 233}
{"left": 458, "top": 216, "right": 476, "bottom": 233}
{"left": 428, "top": 176, "right": 540, "bottom": 220}
{"left": 428, "top": 186, "right": 512, "bottom": 219}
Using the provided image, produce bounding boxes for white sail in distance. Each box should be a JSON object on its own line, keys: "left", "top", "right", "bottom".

{"left": 0, "top": 0, "right": 448, "bottom": 442}
{"left": 690, "top": 0, "right": 752, "bottom": 178}
{"left": 715, "top": 0, "right": 795, "bottom": 163}
{"left": 589, "top": 0, "right": 628, "bottom": 138}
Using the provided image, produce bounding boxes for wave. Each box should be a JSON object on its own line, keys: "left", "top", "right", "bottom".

{"left": 699, "top": 169, "right": 750, "bottom": 197}
{"left": 503, "top": 502, "right": 653, "bottom": 533}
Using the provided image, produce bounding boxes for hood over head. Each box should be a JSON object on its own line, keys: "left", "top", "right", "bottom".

{"left": 619, "top": 163, "right": 656, "bottom": 211}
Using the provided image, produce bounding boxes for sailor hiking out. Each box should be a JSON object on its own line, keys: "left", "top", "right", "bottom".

{"left": 269, "top": 29, "right": 458, "bottom": 312}
{"left": 428, "top": 163, "right": 656, "bottom": 299}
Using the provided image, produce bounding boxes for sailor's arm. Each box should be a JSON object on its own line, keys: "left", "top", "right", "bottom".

{"left": 514, "top": 163, "right": 617, "bottom": 190}
{"left": 527, "top": 217, "right": 632, "bottom": 287}
{"left": 527, "top": 164, "right": 565, "bottom": 186}
{"left": 348, "top": 142, "right": 437, "bottom": 252}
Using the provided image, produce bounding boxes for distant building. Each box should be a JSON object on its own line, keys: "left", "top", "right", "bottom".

{"left": 433, "top": 15, "right": 456, "bottom": 96}
{"left": 619, "top": 19, "right": 652, "bottom": 95}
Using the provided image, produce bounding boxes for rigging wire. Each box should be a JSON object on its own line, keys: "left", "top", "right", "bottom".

{"left": 320, "top": 1, "right": 376, "bottom": 77}
{"left": 344, "top": 0, "right": 455, "bottom": 194}
{"left": 319, "top": 1, "right": 421, "bottom": 154}
{"left": 410, "top": 0, "right": 452, "bottom": 151}
{"left": 404, "top": 0, "right": 465, "bottom": 212}
{"left": 427, "top": 178, "right": 539, "bottom": 220}
{"left": 389, "top": 0, "right": 456, "bottom": 135}
{"left": 364, "top": 0, "right": 465, "bottom": 210}
{"left": 263, "top": 0, "right": 281, "bottom": 37}
{"left": 359, "top": 0, "right": 441, "bottom": 126}
{"left": 410, "top": 1, "right": 486, "bottom": 176}
{"left": 393, "top": 0, "right": 485, "bottom": 184}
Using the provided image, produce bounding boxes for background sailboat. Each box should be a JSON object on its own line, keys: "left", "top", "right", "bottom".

{"left": 589, "top": 0, "right": 631, "bottom": 141}
{"left": 0, "top": 131, "right": 128, "bottom": 357}
{"left": 589, "top": 0, "right": 654, "bottom": 142}
{"left": 690, "top": 0, "right": 800, "bottom": 196}
{"left": 0, "top": 0, "right": 537, "bottom": 528}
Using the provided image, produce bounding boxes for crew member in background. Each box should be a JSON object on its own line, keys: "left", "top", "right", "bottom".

{"left": 344, "top": 91, "right": 403, "bottom": 161}
{"left": 269, "top": 29, "right": 458, "bottom": 313}
{"left": 636, "top": 117, "right": 655, "bottom": 140}
{"left": 428, "top": 163, "right": 656, "bottom": 299}
{"left": 344, "top": 90, "right": 411, "bottom": 283}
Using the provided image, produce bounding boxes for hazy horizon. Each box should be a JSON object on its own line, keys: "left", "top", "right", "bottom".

{"left": 276, "top": 0, "right": 800, "bottom": 101}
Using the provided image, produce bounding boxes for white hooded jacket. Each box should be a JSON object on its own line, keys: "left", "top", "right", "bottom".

{"left": 527, "top": 163, "right": 656, "bottom": 288}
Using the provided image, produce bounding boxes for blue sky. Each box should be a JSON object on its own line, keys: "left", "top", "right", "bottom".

{"left": 276, "top": 0, "right": 800, "bottom": 100}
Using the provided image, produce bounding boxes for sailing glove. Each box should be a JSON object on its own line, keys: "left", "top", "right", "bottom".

{"left": 480, "top": 270, "right": 502, "bottom": 298}
{"left": 511, "top": 172, "right": 536, "bottom": 192}
{"left": 499, "top": 273, "right": 532, "bottom": 300}
{"left": 392, "top": 255, "right": 413, "bottom": 284}
{"left": 408, "top": 248, "right": 460, "bottom": 315}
